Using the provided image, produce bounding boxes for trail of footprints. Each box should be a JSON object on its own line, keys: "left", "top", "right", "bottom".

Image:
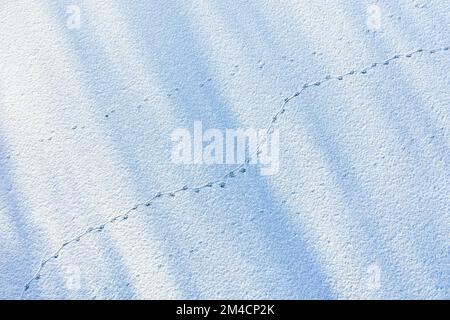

{"left": 21, "top": 45, "right": 449, "bottom": 298}
{"left": 37, "top": 50, "right": 336, "bottom": 142}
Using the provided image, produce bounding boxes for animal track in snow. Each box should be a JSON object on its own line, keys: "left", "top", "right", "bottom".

{"left": 21, "top": 45, "right": 450, "bottom": 298}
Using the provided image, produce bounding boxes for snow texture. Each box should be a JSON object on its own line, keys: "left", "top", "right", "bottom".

{"left": 0, "top": 0, "right": 449, "bottom": 299}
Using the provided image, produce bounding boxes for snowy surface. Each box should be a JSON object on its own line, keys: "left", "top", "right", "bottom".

{"left": 0, "top": 0, "right": 449, "bottom": 299}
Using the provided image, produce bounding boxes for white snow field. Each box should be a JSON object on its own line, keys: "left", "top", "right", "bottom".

{"left": 0, "top": 0, "right": 449, "bottom": 299}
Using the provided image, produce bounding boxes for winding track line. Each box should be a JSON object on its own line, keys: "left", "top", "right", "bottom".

{"left": 20, "top": 45, "right": 450, "bottom": 299}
